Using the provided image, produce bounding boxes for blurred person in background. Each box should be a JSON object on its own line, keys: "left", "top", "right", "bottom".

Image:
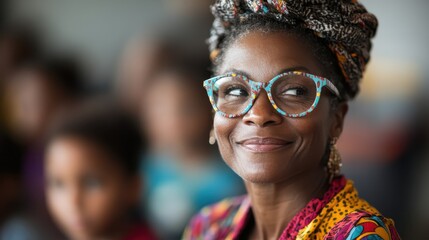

{"left": 0, "top": 25, "right": 39, "bottom": 130}
{"left": 45, "top": 101, "right": 157, "bottom": 240}
{"left": 0, "top": 24, "right": 56, "bottom": 240}
{"left": 3, "top": 57, "right": 84, "bottom": 238}
{"left": 5, "top": 57, "right": 83, "bottom": 203}
{"left": 115, "top": 0, "right": 214, "bottom": 118}
{"left": 6, "top": 57, "right": 83, "bottom": 144}
{"left": 115, "top": 36, "right": 174, "bottom": 116}
{"left": 140, "top": 52, "right": 244, "bottom": 239}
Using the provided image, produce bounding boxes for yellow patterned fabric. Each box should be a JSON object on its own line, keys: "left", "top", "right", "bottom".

{"left": 297, "top": 180, "right": 380, "bottom": 239}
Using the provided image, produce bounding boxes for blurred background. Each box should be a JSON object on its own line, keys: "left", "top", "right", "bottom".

{"left": 0, "top": 0, "right": 428, "bottom": 239}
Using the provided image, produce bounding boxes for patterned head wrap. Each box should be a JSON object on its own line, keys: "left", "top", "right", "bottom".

{"left": 208, "top": 0, "right": 378, "bottom": 99}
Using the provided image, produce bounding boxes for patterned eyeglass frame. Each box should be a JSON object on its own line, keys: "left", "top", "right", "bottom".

{"left": 203, "top": 71, "right": 340, "bottom": 118}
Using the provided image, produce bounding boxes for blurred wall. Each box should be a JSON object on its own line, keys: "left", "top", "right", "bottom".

{"left": 4, "top": 0, "right": 428, "bottom": 88}
{"left": 362, "top": 0, "right": 429, "bottom": 77}
{"left": 4, "top": 0, "right": 163, "bottom": 85}
{"left": 361, "top": 0, "right": 429, "bottom": 108}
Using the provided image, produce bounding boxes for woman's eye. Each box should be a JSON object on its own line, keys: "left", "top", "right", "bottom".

{"left": 225, "top": 87, "right": 249, "bottom": 97}
{"left": 283, "top": 87, "right": 306, "bottom": 96}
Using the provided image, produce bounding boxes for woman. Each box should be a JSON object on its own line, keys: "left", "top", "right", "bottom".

{"left": 183, "top": 0, "right": 400, "bottom": 239}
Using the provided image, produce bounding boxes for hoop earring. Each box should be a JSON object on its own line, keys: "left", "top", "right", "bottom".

{"left": 209, "top": 129, "right": 216, "bottom": 145}
{"left": 327, "top": 137, "right": 342, "bottom": 183}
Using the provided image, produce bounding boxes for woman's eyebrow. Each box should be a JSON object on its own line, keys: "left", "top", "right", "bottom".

{"left": 222, "top": 66, "right": 311, "bottom": 79}
{"left": 222, "top": 69, "right": 249, "bottom": 76}
{"left": 275, "top": 66, "right": 311, "bottom": 75}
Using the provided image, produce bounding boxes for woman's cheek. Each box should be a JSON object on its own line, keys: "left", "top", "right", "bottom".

{"left": 213, "top": 115, "right": 237, "bottom": 167}
{"left": 289, "top": 105, "right": 330, "bottom": 164}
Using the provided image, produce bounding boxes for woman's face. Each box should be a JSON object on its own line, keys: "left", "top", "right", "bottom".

{"left": 214, "top": 31, "right": 347, "bottom": 184}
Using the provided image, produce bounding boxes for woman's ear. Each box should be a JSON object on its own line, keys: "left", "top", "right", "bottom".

{"left": 330, "top": 101, "right": 348, "bottom": 138}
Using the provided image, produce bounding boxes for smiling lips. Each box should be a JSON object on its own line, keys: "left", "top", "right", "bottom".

{"left": 238, "top": 137, "right": 293, "bottom": 152}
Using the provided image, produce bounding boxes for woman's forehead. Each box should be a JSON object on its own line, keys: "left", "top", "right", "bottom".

{"left": 218, "top": 31, "right": 323, "bottom": 82}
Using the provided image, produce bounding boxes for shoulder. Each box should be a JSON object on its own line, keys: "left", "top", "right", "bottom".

{"left": 322, "top": 179, "right": 400, "bottom": 239}
{"left": 327, "top": 211, "right": 400, "bottom": 240}
{"left": 182, "top": 195, "right": 249, "bottom": 239}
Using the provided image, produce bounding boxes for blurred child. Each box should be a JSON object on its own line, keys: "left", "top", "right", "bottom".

{"left": 140, "top": 60, "right": 244, "bottom": 239}
{"left": 45, "top": 102, "right": 157, "bottom": 240}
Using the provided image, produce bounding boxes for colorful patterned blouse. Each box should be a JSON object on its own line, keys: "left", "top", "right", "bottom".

{"left": 183, "top": 176, "right": 400, "bottom": 240}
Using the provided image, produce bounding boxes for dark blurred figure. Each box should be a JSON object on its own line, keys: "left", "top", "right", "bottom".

{"left": 0, "top": 131, "right": 22, "bottom": 229}
{"left": 45, "top": 101, "right": 157, "bottom": 240}
{"left": 3, "top": 57, "right": 84, "bottom": 238}
{"left": 0, "top": 130, "right": 39, "bottom": 240}
{"left": 139, "top": 51, "right": 244, "bottom": 239}
{"left": 403, "top": 91, "right": 429, "bottom": 239}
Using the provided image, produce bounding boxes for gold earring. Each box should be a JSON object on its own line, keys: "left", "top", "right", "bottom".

{"left": 327, "top": 137, "right": 342, "bottom": 183}
{"left": 209, "top": 129, "right": 216, "bottom": 145}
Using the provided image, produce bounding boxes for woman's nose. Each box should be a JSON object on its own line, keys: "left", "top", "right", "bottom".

{"left": 242, "top": 90, "right": 283, "bottom": 127}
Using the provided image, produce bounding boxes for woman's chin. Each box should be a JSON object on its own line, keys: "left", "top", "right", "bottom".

{"left": 233, "top": 160, "right": 290, "bottom": 185}
{"left": 240, "top": 173, "right": 286, "bottom": 185}
{"left": 228, "top": 149, "right": 292, "bottom": 184}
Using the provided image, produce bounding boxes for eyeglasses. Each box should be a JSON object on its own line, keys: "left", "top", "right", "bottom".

{"left": 203, "top": 71, "right": 340, "bottom": 118}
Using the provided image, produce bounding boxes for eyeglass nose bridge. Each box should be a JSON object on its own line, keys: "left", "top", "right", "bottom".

{"left": 246, "top": 80, "right": 287, "bottom": 116}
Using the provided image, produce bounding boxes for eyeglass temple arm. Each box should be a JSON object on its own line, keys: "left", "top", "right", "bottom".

{"left": 203, "top": 76, "right": 221, "bottom": 87}
{"left": 325, "top": 79, "right": 340, "bottom": 98}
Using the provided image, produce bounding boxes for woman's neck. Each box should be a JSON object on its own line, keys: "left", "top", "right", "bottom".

{"left": 244, "top": 168, "right": 329, "bottom": 240}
